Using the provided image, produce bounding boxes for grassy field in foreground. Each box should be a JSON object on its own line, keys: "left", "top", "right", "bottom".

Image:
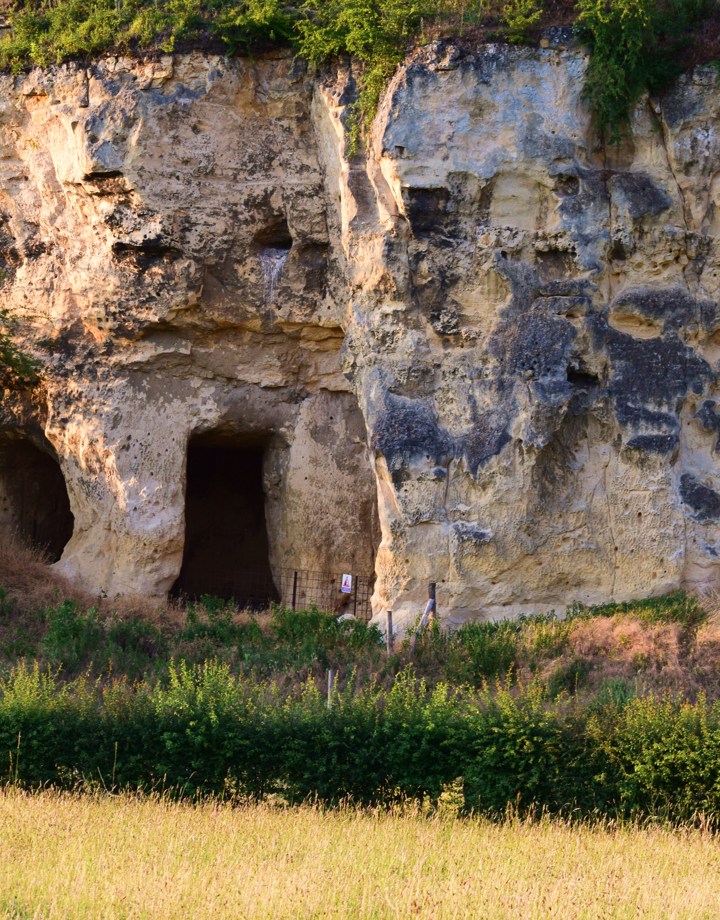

{"left": 2, "top": 791, "right": 720, "bottom": 919}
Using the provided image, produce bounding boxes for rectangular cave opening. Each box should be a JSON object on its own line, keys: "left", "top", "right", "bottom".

{"left": 0, "top": 433, "right": 74, "bottom": 563}
{"left": 171, "top": 435, "right": 280, "bottom": 608}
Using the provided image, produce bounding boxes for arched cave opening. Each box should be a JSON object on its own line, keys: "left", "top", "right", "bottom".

{"left": 171, "top": 433, "right": 279, "bottom": 607}
{"left": 0, "top": 433, "right": 74, "bottom": 562}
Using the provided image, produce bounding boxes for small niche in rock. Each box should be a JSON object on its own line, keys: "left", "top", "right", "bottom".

{"left": 566, "top": 365, "right": 601, "bottom": 389}
{"left": 536, "top": 248, "right": 575, "bottom": 280}
{"left": 608, "top": 239, "right": 628, "bottom": 261}
{"left": 0, "top": 433, "right": 74, "bottom": 561}
{"left": 255, "top": 218, "right": 293, "bottom": 303}
{"left": 554, "top": 174, "right": 580, "bottom": 197}
{"left": 171, "top": 433, "right": 279, "bottom": 609}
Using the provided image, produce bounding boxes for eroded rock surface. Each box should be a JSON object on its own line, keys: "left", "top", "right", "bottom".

{"left": 2, "top": 44, "right": 720, "bottom": 625}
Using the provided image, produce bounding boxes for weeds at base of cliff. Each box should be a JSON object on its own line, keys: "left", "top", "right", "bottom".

{"left": 1, "top": 534, "right": 718, "bottom": 701}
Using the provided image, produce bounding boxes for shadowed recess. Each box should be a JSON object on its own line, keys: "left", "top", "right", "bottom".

{"left": 0, "top": 433, "right": 74, "bottom": 562}
{"left": 171, "top": 434, "right": 279, "bottom": 607}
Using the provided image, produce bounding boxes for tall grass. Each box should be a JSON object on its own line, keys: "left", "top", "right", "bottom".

{"left": 1, "top": 789, "right": 720, "bottom": 919}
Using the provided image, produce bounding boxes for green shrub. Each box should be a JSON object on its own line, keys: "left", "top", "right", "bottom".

{"left": 0, "top": 0, "right": 296, "bottom": 72}
{"left": 181, "top": 596, "right": 246, "bottom": 646}
{"left": 41, "top": 601, "right": 105, "bottom": 673}
{"left": 2, "top": 660, "right": 720, "bottom": 821}
{"left": 454, "top": 620, "right": 520, "bottom": 680}
{"left": 296, "top": 0, "right": 436, "bottom": 151}
{"left": 547, "top": 656, "right": 590, "bottom": 698}
{"left": 593, "top": 677, "right": 637, "bottom": 708}
{"left": 214, "top": 0, "right": 295, "bottom": 50}
{"left": 576, "top": 0, "right": 711, "bottom": 140}
{"left": 0, "top": 588, "right": 14, "bottom": 618}
{"left": 269, "top": 605, "right": 381, "bottom": 665}
{"left": 105, "top": 617, "right": 168, "bottom": 678}
{"left": 520, "top": 613, "right": 573, "bottom": 667}
{"left": 591, "top": 694, "right": 720, "bottom": 821}
{"left": 0, "top": 662, "right": 103, "bottom": 786}
{"left": 502, "top": 0, "right": 542, "bottom": 42}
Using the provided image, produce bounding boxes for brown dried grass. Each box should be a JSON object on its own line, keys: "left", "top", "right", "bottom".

{"left": 0, "top": 534, "right": 182, "bottom": 627}
{"left": 0, "top": 532, "right": 281, "bottom": 638}
{"left": 0, "top": 534, "right": 81, "bottom": 612}
{"left": 532, "top": 614, "right": 700, "bottom": 697}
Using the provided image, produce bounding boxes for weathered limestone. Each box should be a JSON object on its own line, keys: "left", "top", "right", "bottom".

{"left": 349, "top": 45, "right": 720, "bottom": 626}
{"left": 1, "top": 42, "right": 720, "bottom": 626}
{"left": 0, "top": 53, "right": 380, "bottom": 598}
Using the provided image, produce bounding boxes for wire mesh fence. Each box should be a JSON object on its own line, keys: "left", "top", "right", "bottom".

{"left": 278, "top": 569, "right": 375, "bottom": 622}
{"left": 177, "top": 568, "right": 376, "bottom": 621}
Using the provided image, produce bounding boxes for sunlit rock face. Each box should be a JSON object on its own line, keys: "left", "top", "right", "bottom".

{"left": 1, "top": 43, "right": 720, "bottom": 626}
{"left": 0, "top": 53, "right": 380, "bottom": 599}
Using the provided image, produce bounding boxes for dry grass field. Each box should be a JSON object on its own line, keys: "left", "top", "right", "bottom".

{"left": 1, "top": 790, "right": 720, "bottom": 919}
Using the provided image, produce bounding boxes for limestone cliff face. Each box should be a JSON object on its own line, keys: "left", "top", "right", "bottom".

{"left": 1, "top": 42, "right": 720, "bottom": 626}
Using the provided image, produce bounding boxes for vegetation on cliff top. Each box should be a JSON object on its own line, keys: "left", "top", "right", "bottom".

{"left": 0, "top": 0, "right": 717, "bottom": 143}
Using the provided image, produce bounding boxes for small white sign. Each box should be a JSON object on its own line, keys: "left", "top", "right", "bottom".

{"left": 341, "top": 574, "right": 353, "bottom": 594}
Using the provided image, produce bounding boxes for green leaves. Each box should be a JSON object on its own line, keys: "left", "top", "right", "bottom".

{"left": 0, "top": 0, "right": 297, "bottom": 72}
{"left": 577, "top": 0, "right": 712, "bottom": 141}
{"left": 502, "top": 0, "right": 542, "bottom": 43}
{"left": 0, "top": 0, "right": 715, "bottom": 150}
{"left": 1, "top": 658, "right": 720, "bottom": 822}
{"left": 214, "top": 0, "right": 295, "bottom": 50}
{"left": 296, "top": 0, "right": 432, "bottom": 151}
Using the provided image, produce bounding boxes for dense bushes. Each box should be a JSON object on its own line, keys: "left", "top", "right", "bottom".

{"left": 2, "top": 576, "right": 719, "bottom": 818}
{"left": 0, "top": 0, "right": 715, "bottom": 143}
{"left": 2, "top": 659, "right": 720, "bottom": 822}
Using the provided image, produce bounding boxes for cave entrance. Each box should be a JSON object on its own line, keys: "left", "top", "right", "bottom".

{"left": 172, "top": 434, "right": 279, "bottom": 607}
{"left": 0, "top": 433, "right": 74, "bottom": 562}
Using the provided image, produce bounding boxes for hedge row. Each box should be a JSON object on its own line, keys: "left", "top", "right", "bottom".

{"left": 3, "top": 659, "right": 720, "bottom": 822}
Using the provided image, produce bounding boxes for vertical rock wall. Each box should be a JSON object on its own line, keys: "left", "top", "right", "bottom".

{"left": 1, "top": 43, "right": 720, "bottom": 624}
{"left": 325, "top": 43, "right": 720, "bottom": 626}
{"left": 0, "top": 54, "right": 379, "bottom": 598}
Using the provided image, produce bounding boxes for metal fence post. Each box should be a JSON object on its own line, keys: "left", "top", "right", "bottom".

{"left": 386, "top": 610, "right": 393, "bottom": 655}
{"left": 291, "top": 571, "right": 298, "bottom": 611}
